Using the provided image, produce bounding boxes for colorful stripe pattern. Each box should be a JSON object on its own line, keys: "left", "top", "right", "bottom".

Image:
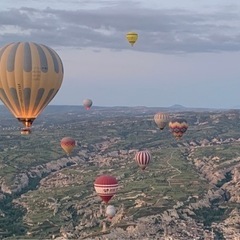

{"left": 0, "top": 42, "right": 64, "bottom": 126}
{"left": 135, "top": 150, "right": 151, "bottom": 170}
{"left": 169, "top": 119, "right": 188, "bottom": 140}
{"left": 154, "top": 112, "right": 169, "bottom": 130}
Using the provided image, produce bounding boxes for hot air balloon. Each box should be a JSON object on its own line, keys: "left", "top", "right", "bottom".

{"left": 135, "top": 150, "right": 151, "bottom": 170}
{"left": 126, "top": 32, "right": 138, "bottom": 46}
{"left": 106, "top": 205, "right": 116, "bottom": 220}
{"left": 94, "top": 175, "right": 118, "bottom": 204}
{"left": 154, "top": 112, "right": 169, "bottom": 130}
{"left": 169, "top": 118, "right": 188, "bottom": 140}
{"left": 83, "top": 99, "right": 93, "bottom": 110}
{"left": 0, "top": 42, "right": 64, "bottom": 133}
{"left": 60, "top": 137, "right": 76, "bottom": 155}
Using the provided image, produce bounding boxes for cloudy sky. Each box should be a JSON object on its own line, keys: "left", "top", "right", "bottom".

{"left": 1, "top": 0, "right": 240, "bottom": 108}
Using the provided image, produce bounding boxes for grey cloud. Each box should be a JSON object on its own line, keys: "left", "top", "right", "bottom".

{"left": 0, "top": 4, "right": 240, "bottom": 54}
{"left": 0, "top": 9, "right": 31, "bottom": 26}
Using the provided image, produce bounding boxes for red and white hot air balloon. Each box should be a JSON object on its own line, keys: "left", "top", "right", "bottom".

{"left": 106, "top": 205, "right": 116, "bottom": 220}
{"left": 135, "top": 150, "right": 151, "bottom": 170}
{"left": 94, "top": 175, "right": 118, "bottom": 204}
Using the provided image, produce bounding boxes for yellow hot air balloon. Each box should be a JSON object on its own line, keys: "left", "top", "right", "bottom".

{"left": 126, "top": 32, "right": 138, "bottom": 46}
{"left": 0, "top": 42, "right": 64, "bottom": 133}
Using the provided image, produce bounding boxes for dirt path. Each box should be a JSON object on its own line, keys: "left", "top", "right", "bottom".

{"left": 166, "top": 150, "right": 182, "bottom": 187}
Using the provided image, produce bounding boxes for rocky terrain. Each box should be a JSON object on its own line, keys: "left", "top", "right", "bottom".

{"left": 0, "top": 106, "right": 240, "bottom": 239}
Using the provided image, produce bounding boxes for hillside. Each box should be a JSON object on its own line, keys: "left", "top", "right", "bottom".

{"left": 0, "top": 106, "right": 239, "bottom": 239}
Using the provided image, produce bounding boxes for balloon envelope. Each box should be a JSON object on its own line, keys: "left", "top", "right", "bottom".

{"left": 135, "top": 150, "right": 151, "bottom": 170}
{"left": 126, "top": 32, "right": 138, "bottom": 46}
{"left": 154, "top": 112, "right": 169, "bottom": 130}
{"left": 60, "top": 137, "right": 76, "bottom": 155}
{"left": 94, "top": 175, "right": 118, "bottom": 204}
{"left": 0, "top": 42, "right": 64, "bottom": 131}
{"left": 169, "top": 118, "right": 188, "bottom": 140}
{"left": 106, "top": 205, "right": 116, "bottom": 219}
{"left": 83, "top": 99, "right": 93, "bottom": 110}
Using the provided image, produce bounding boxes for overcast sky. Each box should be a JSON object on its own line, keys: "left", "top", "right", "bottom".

{"left": 1, "top": 0, "right": 240, "bottom": 108}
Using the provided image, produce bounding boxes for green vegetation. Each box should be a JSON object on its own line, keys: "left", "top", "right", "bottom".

{"left": 216, "top": 172, "right": 232, "bottom": 188}
{"left": 194, "top": 207, "right": 226, "bottom": 227}
{"left": 0, "top": 195, "right": 28, "bottom": 238}
{"left": 0, "top": 106, "right": 239, "bottom": 238}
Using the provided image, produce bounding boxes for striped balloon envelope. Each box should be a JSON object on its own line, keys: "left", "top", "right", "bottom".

{"left": 60, "top": 137, "right": 76, "bottom": 155}
{"left": 135, "top": 150, "right": 151, "bottom": 170}
{"left": 94, "top": 175, "right": 118, "bottom": 204}
{"left": 154, "top": 112, "right": 169, "bottom": 130}
{"left": 0, "top": 42, "right": 64, "bottom": 132}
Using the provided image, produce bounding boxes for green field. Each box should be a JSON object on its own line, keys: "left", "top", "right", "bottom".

{"left": 0, "top": 106, "right": 239, "bottom": 239}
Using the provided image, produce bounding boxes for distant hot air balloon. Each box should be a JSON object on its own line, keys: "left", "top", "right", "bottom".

{"left": 106, "top": 205, "right": 116, "bottom": 220}
{"left": 94, "top": 175, "right": 118, "bottom": 204}
{"left": 126, "top": 32, "right": 138, "bottom": 46}
{"left": 83, "top": 99, "right": 93, "bottom": 110}
{"left": 135, "top": 150, "right": 151, "bottom": 170}
{"left": 60, "top": 137, "right": 76, "bottom": 155}
{"left": 169, "top": 118, "right": 188, "bottom": 140}
{"left": 154, "top": 112, "right": 169, "bottom": 130}
{"left": 0, "top": 42, "right": 64, "bottom": 133}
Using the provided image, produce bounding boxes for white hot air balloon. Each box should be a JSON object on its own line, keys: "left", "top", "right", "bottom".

{"left": 106, "top": 205, "right": 116, "bottom": 219}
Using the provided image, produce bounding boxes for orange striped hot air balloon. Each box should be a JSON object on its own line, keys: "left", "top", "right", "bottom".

{"left": 0, "top": 42, "right": 64, "bottom": 133}
{"left": 94, "top": 175, "right": 118, "bottom": 204}
{"left": 135, "top": 150, "right": 151, "bottom": 170}
{"left": 169, "top": 118, "right": 188, "bottom": 140}
{"left": 60, "top": 137, "right": 76, "bottom": 155}
{"left": 154, "top": 112, "right": 169, "bottom": 130}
